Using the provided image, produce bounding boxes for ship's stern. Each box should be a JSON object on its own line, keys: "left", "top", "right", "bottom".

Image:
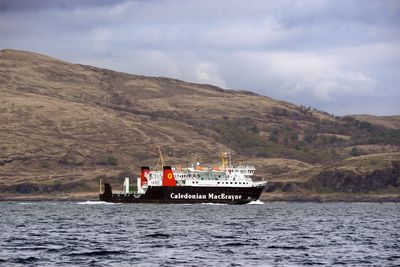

{"left": 99, "top": 183, "right": 112, "bottom": 202}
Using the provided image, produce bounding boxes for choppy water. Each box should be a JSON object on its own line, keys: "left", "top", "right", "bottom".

{"left": 0, "top": 201, "right": 399, "bottom": 266}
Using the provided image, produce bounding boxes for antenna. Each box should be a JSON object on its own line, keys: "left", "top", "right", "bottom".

{"left": 228, "top": 149, "right": 232, "bottom": 168}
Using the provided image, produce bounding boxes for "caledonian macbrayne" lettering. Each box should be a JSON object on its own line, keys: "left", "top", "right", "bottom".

{"left": 170, "top": 193, "right": 242, "bottom": 201}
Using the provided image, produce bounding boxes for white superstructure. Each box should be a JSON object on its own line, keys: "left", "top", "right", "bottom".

{"left": 137, "top": 152, "right": 266, "bottom": 193}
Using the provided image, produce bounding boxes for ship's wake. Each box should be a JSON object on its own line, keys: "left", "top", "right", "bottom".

{"left": 247, "top": 200, "right": 264, "bottom": 205}
{"left": 200, "top": 203, "right": 227, "bottom": 205}
{"left": 77, "top": 201, "right": 116, "bottom": 205}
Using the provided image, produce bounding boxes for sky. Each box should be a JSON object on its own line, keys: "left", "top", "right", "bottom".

{"left": 0, "top": 0, "right": 399, "bottom": 116}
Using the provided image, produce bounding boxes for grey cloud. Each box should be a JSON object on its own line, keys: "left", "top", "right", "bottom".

{"left": 0, "top": 0, "right": 125, "bottom": 12}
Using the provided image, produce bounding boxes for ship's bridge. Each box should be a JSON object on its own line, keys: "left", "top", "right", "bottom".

{"left": 226, "top": 165, "right": 255, "bottom": 175}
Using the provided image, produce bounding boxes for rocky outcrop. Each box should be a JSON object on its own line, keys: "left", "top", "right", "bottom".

{"left": 264, "top": 181, "right": 306, "bottom": 193}
{"left": 264, "top": 159, "right": 400, "bottom": 195}
{"left": 3, "top": 181, "right": 88, "bottom": 194}
{"left": 309, "top": 161, "right": 400, "bottom": 193}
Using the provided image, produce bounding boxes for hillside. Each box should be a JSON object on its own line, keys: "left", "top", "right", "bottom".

{"left": 0, "top": 49, "right": 399, "bottom": 200}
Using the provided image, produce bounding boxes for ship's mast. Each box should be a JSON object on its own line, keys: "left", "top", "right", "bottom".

{"left": 220, "top": 152, "right": 226, "bottom": 169}
{"left": 155, "top": 144, "right": 166, "bottom": 170}
{"left": 220, "top": 151, "right": 232, "bottom": 169}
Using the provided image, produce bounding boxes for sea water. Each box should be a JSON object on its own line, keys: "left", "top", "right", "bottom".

{"left": 0, "top": 201, "right": 399, "bottom": 266}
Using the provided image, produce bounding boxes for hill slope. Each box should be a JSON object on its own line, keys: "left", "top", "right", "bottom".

{"left": 0, "top": 49, "right": 399, "bottom": 200}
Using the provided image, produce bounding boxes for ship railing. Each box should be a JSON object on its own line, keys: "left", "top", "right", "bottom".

{"left": 230, "top": 164, "right": 255, "bottom": 169}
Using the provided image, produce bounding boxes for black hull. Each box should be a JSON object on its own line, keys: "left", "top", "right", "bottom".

{"left": 99, "top": 183, "right": 264, "bottom": 205}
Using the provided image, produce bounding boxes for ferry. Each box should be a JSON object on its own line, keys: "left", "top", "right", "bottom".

{"left": 99, "top": 152, "right": 266, "bottom": 204}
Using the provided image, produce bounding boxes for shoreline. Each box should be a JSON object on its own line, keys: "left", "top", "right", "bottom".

{"left": 259, "top": 192, "right": 400, "bottom": 203}
{"left": 1, "top": 192, "right": 399, "bottom": 203}
{"left": 0, "top": 192, "right": 99, "bottom": 202}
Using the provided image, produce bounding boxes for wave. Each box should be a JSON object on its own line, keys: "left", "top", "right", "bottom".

{"left": 267, "top": 245, "right": 308, "bottom": 250}
{"left": 68, "top": 250, "right": 124, "bottom": 256}
{"left": 143, "top": 233, "right": 171, "bottom": 239}
{"left": 200, "top": 203, "right": 227, "bottom": 205}
{"left": 14, "top": 257, "right": 39, "bottom": 264}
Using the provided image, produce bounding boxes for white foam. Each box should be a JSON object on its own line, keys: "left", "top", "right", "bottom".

{"left": 200, "top": 203, "right": 227, "bottom": 205}
{"left": 247, "top": 200, "right": 264, "bottom": 205}
{"left": 77, "top": 201, "right": 115, "bottom": 205}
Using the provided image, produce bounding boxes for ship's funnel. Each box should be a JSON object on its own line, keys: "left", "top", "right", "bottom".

{"left": 123, "top": 177, "right": 129, "bottom": 194}
{"left": 162, "top": 166, "right": 177, "bottom": 186}
{"left": 140, "top": 166, "right": 150, "bottom": 186}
